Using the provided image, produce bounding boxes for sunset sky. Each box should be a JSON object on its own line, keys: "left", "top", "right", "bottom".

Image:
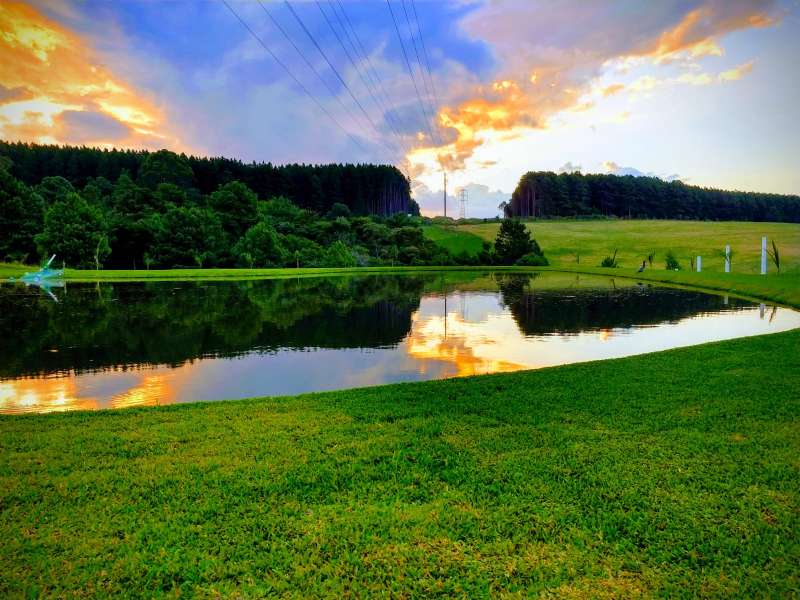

{"left": 1, "top": 0, "right": 798, "bottom": 216}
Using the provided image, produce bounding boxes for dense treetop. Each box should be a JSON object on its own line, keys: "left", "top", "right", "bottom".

{"left": 0, "top": 141, "right": 413, "bottom": 217}
{"left": 508, "top": 171, "right": 800, "bottom": 223}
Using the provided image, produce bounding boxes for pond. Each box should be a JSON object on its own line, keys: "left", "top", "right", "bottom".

{"left": 1, "top": 272, "right": 798, "bottom": 414}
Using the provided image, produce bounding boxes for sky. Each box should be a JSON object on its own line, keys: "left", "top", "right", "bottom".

{"left": 1, "top": 0, "right": 798, "bottom": 217}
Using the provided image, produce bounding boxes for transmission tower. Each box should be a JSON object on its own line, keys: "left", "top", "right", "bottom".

{"left": 457, "top": 188, "right": 468, "bottom": 220}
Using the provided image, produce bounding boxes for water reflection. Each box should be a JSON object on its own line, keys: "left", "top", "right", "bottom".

{"left": 1, "top": 273, "right": 797, "bottom": 414}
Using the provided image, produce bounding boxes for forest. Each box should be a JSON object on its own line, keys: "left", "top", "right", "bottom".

{"left": 0, "top": 141, "right": 414, "bottom": 216}
{"left": 0, "top": 143, "right": 452, "bottom": 269}
{"left": 508, "top": 171, "right": 800, "bottom": 222}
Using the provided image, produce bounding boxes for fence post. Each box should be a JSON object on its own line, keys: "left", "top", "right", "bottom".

{"left": 761, "top": 237, "right": 767, "bottom": 275}
{"left": 696, "top": 256, "right": 702, "bottom": 272}
{"left": 724, "top": 245, "right": 730, "bottom": 273}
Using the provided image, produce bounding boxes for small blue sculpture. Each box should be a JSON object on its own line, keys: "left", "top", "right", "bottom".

{"left": 8, "top": 255, "right": 65, "bottom": 302}
{"left": 17, "top": 254, "right": 64, "bottom": 283}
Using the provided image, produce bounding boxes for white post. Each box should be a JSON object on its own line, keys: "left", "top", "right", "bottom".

{"left": 696, "top": 256, "right": 701, "bottom": 272}
{"left": 759, "top": 303, "right": 765, "bottom": 319}
{"left": 761, "top": 237, "right": 767, "bottom": 275}
{"left": 724, "top": 245, "right": 730, "bottom": 273}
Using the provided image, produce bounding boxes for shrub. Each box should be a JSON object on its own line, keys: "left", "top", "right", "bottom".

{"left": 516, "top": 252, "right": 549, "bottom": 266}
{"left": 665, "top": 250, "right": 681, "bottom": 270}
{"left": 320, "top": 240, "right": 357, "bottom": 267}
{"left": 599, "top": 249, "right": 618, "bottom": 268}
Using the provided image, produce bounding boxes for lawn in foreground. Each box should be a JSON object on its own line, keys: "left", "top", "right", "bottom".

{"left": 425, "top": 219, "right": 800, "bottom": 274}
{"left": 1, "top": 330, "right": 798, "bottom": 597}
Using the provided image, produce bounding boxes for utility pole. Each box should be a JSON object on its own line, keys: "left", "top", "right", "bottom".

{"left": 443, "top": 171, "right": 447, "bottom": 218}
{"left": 458, "top": 188, "right": 468, "bottom": 219}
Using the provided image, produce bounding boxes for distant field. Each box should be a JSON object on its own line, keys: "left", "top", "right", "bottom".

{"left": 425, "top": 220, "right": 800, "bottom": 274}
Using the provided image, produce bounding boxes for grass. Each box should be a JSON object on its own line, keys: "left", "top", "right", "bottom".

{"left": 1, "top": 330, "right": 798, "bottom": 597}
{"left": 422, "top": 224, "right": 486, "bottom": 256}
{"left": 4, "top": 262, "right": 799, "bottom": 309}
{"left": 2, "top": 220, "right": 799, "bottom": 595}
{"left": 425, "top": 219, "right": 800, "bottom": 274}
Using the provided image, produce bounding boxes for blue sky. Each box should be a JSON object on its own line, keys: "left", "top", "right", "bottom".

{"left": 2, "top": 0, "right": 798, "bottom": 216}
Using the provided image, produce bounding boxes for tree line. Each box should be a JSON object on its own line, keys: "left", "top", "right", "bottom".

{"left": 0, "top": 146, "right": 451, "bottom": 268}
{"left": 0, "top": 141, "right": 415, "bottom": 217}
{"left": 507, "top": 171, "right": 800, "bottom": 222}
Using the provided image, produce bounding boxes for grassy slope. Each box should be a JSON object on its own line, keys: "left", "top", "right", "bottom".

{"left": 422, "top": 224, "right": 485, "bottom": 255}
{"left": 1, "top": 331, "right": 798, "bottom": 597}
{"left": 425, "top": 220, "right": 800, "bottom": 274}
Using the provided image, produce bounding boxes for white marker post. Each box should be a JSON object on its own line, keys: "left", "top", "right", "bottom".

{"left": 724, "top": 245, "right": 730, "bottom": 273}
{"left": 761, "top": 237, "right": 768, "bottom": 275}
{"left": 696, "top": 256, "right": 702, "bottom": 272}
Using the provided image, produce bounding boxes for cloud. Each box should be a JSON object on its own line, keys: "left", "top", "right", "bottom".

{"left": 645, "top": 4, "right": 774, "bottom": 63}
{"left": 410, "top": 0, "right": 779, "bottom": 174}
{"left": 53, "top": 110, "right": 131, "bottom": 144}
{"left": 0, "top": 1, "right": 184, "bottom": 150}
{"left": 601, "top": 83, "right": 625, "bottom": 97}
{"left": 413, "top": 181, "right": 510, "bottom": 218}
{"left": 558, "top": 161, "right": 581, "bottom": 174}
{"left": 0, "top": 84, "right": 33, "bottom": 105}
{"left": 718, "top": 60, "right": 755, "bottom": 81}
{"left": 676, "top": 72, "right": 714, "bottom": 86}
{"left": 601, "top": 58, "right": 756, "bottom": 99}
{"left": 602, "top": 161, "right": 681, "bottom": 181}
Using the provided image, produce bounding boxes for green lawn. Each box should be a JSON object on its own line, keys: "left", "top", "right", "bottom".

{"left": 2, "top": 228, "right": 799, "bottom": 596}
{"left": 425, "top": 219, "right": 800, "bottom": 274}
{"left": 1, "top": 330, "right": 798, "bottom": 597}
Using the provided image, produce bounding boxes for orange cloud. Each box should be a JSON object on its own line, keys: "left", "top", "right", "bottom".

{"left": 411, "top": 0, "right": 778, "bottom": 175}
{"left": 602, "top": 83, "right": 625, "bottom": 97}
{"left": 0, "top": 2, "right": 184, "bottom": 150}
{"left": 718, "top": 60, "right": 755, "bottom": 81}
{"left": 647, "top": 5, "right": 774, "bottom": 63}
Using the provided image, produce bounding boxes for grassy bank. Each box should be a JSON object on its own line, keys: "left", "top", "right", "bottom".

{"left": 4, "top": 261, "right": 799, "bottom": 308}
{"left": 1, "top": 330, "right": 798, "bottom": 596}
{"left": 425, "top": 219, "right": 800, "bottom": 274}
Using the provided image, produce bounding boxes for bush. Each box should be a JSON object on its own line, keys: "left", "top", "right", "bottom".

{"left": 516, "top": 252, "right": 549, "bottom": 266}
{"left": 599, "top": 249, "right": 618, "bottom": 268}
{"left": 665, "top": 250, "right": 681, "bottom": 270}
{"left": 233, "top": 221, "right": 287, "bottom": 267}
{"left": 320, "top": 240, "right": 357, "bottom": 267}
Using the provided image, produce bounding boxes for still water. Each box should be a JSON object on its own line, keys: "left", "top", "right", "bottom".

{"left": 1, "top": 272, "right": 798, "bottom": 414}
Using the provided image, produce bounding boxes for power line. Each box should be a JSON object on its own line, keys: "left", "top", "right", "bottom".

{"left": 328, "top": 1, "right": 410, "bottom": 154}
{"left": 257, "top": 0, "right": 356, "bottom": 134}
{"left": 409, "top": 0, "right": 441, "bottom": 115}
{"left": 400, "top": 0, "right": 438, "bottom": 144}
{"left": 386, "top": 0, "right": 436, "bottom": 147}
{"left": 315, "top": 1, "right": 408, "bottom": 159}
{"left": 221, "top": 0, "right": 370, "bottom": 156}
{"left": 284, "top": 1, "right": 395, "bottom": 161}
{"left": 334, "top": 0, "right": 415, "bottom": 158}
{"left": 256, "top": 1, "right": 371, "bottom": 148}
